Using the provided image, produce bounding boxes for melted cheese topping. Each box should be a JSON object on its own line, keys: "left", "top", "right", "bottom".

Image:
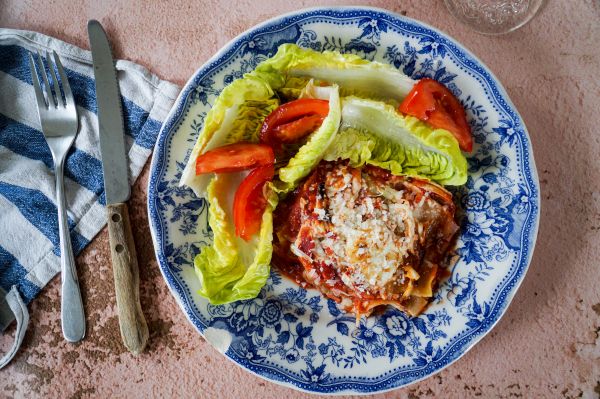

{"left": 300, "top": 164, "right": 419, "bottom": 296}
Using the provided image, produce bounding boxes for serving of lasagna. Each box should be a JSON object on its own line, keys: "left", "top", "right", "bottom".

{"left": 273, "top": 161, "right": 459, "bottom": 318}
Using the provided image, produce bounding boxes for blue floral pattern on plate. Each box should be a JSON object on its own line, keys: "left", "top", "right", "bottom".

{"left": 147, "top": 7, "right": 540, "bottom": 394}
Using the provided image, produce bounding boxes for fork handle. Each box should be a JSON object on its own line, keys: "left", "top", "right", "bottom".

{"left": 56, "top": 163, "right": 86, "bottom": 342}
{"left": 107, "top": 202, "right": 148, "bottom": 355}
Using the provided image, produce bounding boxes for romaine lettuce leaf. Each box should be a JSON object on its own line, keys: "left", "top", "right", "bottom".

{"left": 252, "top": 44, "right": 416, "bottom": 105}
{"left": 194, "top": 173, "right": 278, "bottom": 304}
{"left": 323, "top": 97, "right": 467, "bottom": 185}
{"left": 180, "top": 76, "right": 279, "bottom": 196}
{"left": 276, "top": 84, "right": 341, "bottom": 192}
{"left": 180, "top": 77, "right": 279, "bottom": 304}
{"left": 275, "top": 76, "right": 312, "bottom": 101}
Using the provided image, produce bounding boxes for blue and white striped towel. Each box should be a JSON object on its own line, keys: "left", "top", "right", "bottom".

{"left": 0, "top": 29, "right": 179, "bottom": 333}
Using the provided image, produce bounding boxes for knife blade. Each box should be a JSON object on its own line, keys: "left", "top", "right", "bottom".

{"left": 89, "top": 23, "right": 129, "bottom": 205}
{"left": 88, "top": 19, "right": 148, "bottom": 355}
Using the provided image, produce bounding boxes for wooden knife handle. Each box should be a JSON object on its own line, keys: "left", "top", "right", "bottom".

{"left": 107, "top": 202, "right": 149, "bottom": 355}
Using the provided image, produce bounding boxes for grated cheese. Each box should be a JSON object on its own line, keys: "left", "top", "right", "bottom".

{"left": 296, "top": 163, "right": 420, "bottom": 295}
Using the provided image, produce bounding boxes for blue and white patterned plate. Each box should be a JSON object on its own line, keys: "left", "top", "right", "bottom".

{"left": 147, "top": 7, "right": 539, "bottom": 395}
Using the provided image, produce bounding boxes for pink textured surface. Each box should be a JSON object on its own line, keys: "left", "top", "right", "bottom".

{"left": 1, "top": 1, "right": 599, "bottom": 397}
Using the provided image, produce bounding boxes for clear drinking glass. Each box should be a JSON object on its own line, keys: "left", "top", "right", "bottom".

{"left": 444, "top": 0, "right": 544, "bottom": 35}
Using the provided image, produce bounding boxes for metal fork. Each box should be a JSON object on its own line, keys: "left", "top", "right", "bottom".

{"left": 29, "top": 51, "right": 85, "bottom": 342}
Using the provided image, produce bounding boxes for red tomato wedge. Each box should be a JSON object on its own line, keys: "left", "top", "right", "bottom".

{"left": 399, "top": 78, "right": 473, "bottom": 152}
{"left": 272, "top": 114, "right": 325, "bottom": 143}
{"left": 260, "top": 99, "right": 329, "bottom": 146}
{"left": 233, "top": 165, "right": 274, "bottom": 241}
{"left": 195, "top": 143, "right": 274, "bottom": 175}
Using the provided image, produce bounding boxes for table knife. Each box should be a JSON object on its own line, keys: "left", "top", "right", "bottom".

{"left": 88, "top": 19, "right": 148, "bottom": 355}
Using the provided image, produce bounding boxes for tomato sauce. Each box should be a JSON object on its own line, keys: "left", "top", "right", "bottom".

{"left": 271, "top": 250, "right": 311, "bottom": 288}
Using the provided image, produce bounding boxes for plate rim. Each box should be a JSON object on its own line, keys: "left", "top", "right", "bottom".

{"left": 147, "top": 5, "right": 541, "bottom": 395}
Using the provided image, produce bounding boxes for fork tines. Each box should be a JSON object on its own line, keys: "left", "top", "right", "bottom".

{"left": 28, "top": 50, "right": 74, "bottom": 110}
